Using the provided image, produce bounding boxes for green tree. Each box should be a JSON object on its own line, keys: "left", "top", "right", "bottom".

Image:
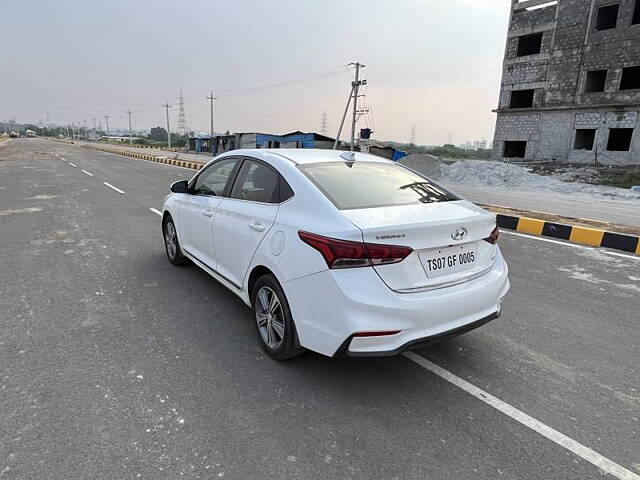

{"left": 148, "top": 126, "right": 167, "bottom": 141}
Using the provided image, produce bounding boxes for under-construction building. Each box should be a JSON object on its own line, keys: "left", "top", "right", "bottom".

{"left": 493, "top": 0, "right": 640, "bottom": 165}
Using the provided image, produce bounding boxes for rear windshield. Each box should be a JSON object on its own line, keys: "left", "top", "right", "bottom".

{"left": 299, "top": 161, "right": 459, "bottom": 210}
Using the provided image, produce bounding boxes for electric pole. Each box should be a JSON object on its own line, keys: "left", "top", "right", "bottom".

{"left": 83, "top": 120, "right": 87, "bottom": 139}
{"left": 350, "top": 62, "right": 365, "bottom": 151}
{"left": 410, "top": 124, "right": 416, "bottom": 145}
{"left": 334, "top": 84, "right": 355, "bottom": 149}
{"left": 104, "top": 115, "right": 110, "bottom": 137}
{"left": 163, "top": 102, "right": 172, "bottom": 148}
{"left": 126, "top": 109, "right": 133, "bottom": 145}
{"left": 92, "top": 118, "right": 97, "bottom": 139}
{"left": 206, "top": 91, "right": 216, "bottom": 147}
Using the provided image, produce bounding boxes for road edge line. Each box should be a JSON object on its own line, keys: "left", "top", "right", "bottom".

{"left": 403, "top": 351, "right": 640, "bottom": 480}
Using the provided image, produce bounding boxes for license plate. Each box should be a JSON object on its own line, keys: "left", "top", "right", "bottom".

{"left": 418, "top": 243, "right": 477, "bottom": 279}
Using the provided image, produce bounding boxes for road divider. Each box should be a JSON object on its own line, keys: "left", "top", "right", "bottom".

{"left": 79, "top": 143, "right": 205, "bottom": 171}
{"left": 484, "top": 204, "right": 640, "bottom": 256}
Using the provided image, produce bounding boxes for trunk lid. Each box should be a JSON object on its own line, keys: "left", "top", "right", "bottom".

{"left": 341, "top": 200, "right": 497, "bottom": 291}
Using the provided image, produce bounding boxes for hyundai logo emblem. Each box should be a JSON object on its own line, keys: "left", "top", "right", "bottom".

{"left": 451, "top": 227, "right": 468, "bottom": 241}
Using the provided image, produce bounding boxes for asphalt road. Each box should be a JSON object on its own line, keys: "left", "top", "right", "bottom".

{"left": 1, "top": 138, "right": 639, "bottom": 480}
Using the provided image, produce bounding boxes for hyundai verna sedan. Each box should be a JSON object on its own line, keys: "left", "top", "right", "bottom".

{"left": 161, "top": 149, "right": 510, "bottom": 360}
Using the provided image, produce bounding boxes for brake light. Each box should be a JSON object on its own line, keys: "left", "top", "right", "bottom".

{"left": 484, "top": 226, "right": 499, "bottom": 244}
{"left": 298, "top": 231, "right": 413, "bottom": 269}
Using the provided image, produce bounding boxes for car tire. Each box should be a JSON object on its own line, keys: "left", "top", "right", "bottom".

{"left": 163, "top": 215, "right": 189, "bottom": 266}
{"left": 251, "top": 274, "right": 305, "bottom": 360}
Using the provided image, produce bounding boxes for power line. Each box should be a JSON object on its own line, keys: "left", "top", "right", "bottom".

{"left": 216, "top": 65, "right": 349, "bottom": 97}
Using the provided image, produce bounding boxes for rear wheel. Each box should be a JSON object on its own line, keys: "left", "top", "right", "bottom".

{"left": 251, "top": 274, "right": 304, "bottom": 360}
{"left": 163, "top": 215, "right": 188, "bottom": 265}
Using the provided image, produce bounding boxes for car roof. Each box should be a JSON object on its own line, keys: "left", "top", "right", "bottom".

{"left": 226, "top": 148, "right": 393, "bottom": 166}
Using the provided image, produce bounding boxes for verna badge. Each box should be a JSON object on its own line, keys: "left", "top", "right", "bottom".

{"left": 451, "top": 227, "right": 468, "bottom": 241}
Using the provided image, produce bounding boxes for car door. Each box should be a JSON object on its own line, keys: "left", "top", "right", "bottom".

{"left": 213, "top": 158, "right": 282, "bottom": 288}
{"left": 177, "top": 157, "right": 240, "bottom": 269}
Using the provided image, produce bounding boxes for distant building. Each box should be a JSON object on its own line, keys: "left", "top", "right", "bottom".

{"left": 217, "top": 131, "right": 336, "bottom": 153}
{"left": 189, "top": 131, "right": 336, "bottom": 155}
{"left": 460, "top": 140, "right": 489, "bottom": 150}
{"left": 493, "top": 0, "right": 640, "bottom": 165}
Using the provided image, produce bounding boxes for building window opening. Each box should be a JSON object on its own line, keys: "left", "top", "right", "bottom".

{"left": 606, "top": 128, "right": 633, "bottom": 151}
{"left": 574, "top": 129, "right": 597, "bottom": 150}
{"left": 585, "top": 70, "right": 608, "bottom": 92}
{"left": 503, "top": 141, "right": 527, "bottom": 158}
{"left": 509, "top": 89, "right": 535, "bottom": 108}
{"left": 620, "top": 66, "right": 640, "bottom": 90}
{"left": 517, "top": 33, "right": 543, "bottom": 57}
{"left": 632, "top": 0, "right": 640, "bottom": 24}
{"left": 595, "top": 4, "right": 619, "bottom": 30}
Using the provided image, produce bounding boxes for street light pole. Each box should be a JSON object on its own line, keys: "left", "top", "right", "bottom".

{"left": 206, "top": 91, "right": 216, "bottom": 153}
{"left": 163, "top": 102, "right": 172, "bottom": 148}
{"left": 126, "top": 109, "right": 133, "bottom": 145}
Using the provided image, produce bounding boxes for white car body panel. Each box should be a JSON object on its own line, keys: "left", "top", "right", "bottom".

{"left": 162, "top": 148, "right": 510, "bottom": 357}
{"left": 176, "top": 194, "right": 221, "bottom": 268}
{"left": 214, "top": 198, "right": 278, "bottom": 288}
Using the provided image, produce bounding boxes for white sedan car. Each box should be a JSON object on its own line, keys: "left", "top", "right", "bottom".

{"left": 161, "top": 149, "right": 509, "bottom": 360}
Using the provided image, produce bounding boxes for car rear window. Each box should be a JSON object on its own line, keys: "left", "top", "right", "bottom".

{"left": 299, "top": 161, "right": 459, "bottom": 210}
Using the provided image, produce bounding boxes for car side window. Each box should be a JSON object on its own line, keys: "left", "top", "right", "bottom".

{"left": 230, "top": 160, "right": 279, "bottom": 203}
{"left": 193, "top": 158, "right": 239, "bottom": 196}
{"left": 279, "top": 176, "right": 294, "bottom": 202}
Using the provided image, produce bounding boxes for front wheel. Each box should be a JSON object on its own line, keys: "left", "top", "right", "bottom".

{"left": 163, "top": 215, "right": 188, "bottom": 265}
{"left": 251, "top": 274, "right": 304, "bottom": 360}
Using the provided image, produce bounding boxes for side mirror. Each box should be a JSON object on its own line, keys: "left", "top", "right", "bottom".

{"left": 170, "top": 180, "right": 189, "bottom": 193}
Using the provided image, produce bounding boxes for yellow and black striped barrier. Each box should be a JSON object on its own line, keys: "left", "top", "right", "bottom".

{"left": 80, "top": 144, "right": 204, "bottom": 170}
{"left": 496, "top": 213, "right": 640, "bottom": 255}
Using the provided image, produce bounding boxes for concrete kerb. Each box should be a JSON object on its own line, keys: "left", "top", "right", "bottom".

{"left": 80, "top": 143, "right": 204, "bottom": 171}
{"left": 484, "top": 205, "right": 640, "bottom": 255}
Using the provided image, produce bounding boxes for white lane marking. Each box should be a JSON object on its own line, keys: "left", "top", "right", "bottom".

{"left": 69, "top": 162, "right": 77, "bottom": 167}
{"left": 403, "top": 352, "right": 640, "bottom": 480}
{"left": 601, "top": 250, "right": 640, "bottom": 261}
{"left": 149, "top": 208, "right": 162, "bottom": 216}
{"left": 59, "top": 156, "right": 66, "bottom": 161}
{"left": 81, "top": 169, "right": 94, "bottom": 177}
{"left": 103, "top": 182, "right": 125, "bottom": 194}
{"left": 502, "top": 230, "right": 584, "bottom": 249}
{"left": 502, "top": 230, "right": 639, "bottom": 261}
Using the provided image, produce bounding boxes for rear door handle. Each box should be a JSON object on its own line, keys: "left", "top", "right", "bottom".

{"left": 249, "top": 222, "right": 265, "bottom": 232}
{"left": 201, "top": 211, "right": 214, "bottom": 217}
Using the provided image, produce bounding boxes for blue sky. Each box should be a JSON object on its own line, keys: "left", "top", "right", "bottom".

{"left": 0, "top": 0, "right": 510, "bottom": 145}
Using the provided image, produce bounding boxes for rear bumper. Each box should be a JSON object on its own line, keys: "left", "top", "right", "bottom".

{"left": 284, "top": 249, "right": 510, "bottom": 357}
{"left": 336, "top": 311, "right": 499, "bottom": 357}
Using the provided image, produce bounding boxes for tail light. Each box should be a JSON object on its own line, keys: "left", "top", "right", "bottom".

{"left": 298, "top": 231, "right": 413, "bottom": 269}
{"left": 484, "top": 226, "right": 499, "bottom": 244}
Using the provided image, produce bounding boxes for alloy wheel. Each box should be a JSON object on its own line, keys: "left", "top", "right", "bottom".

{"left": 255, "top": 286, "right": 285, "bottom": 350}
{"left": 165, "top": 221, "right": 177, "bottom": 260}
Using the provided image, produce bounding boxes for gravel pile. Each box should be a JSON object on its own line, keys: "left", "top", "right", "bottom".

{"left": 438, "top": 160, "right": 640, "bottom": 202}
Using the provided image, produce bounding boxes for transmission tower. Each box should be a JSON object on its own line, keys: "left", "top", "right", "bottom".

{"left": 410, "top": 124, "right": 416, "bottom": 145}
{"left": 177, "top": 90, "right": 188, "bottom": 135}
{"left": 320, "top": 111, "right": 328, "bottom": 135}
